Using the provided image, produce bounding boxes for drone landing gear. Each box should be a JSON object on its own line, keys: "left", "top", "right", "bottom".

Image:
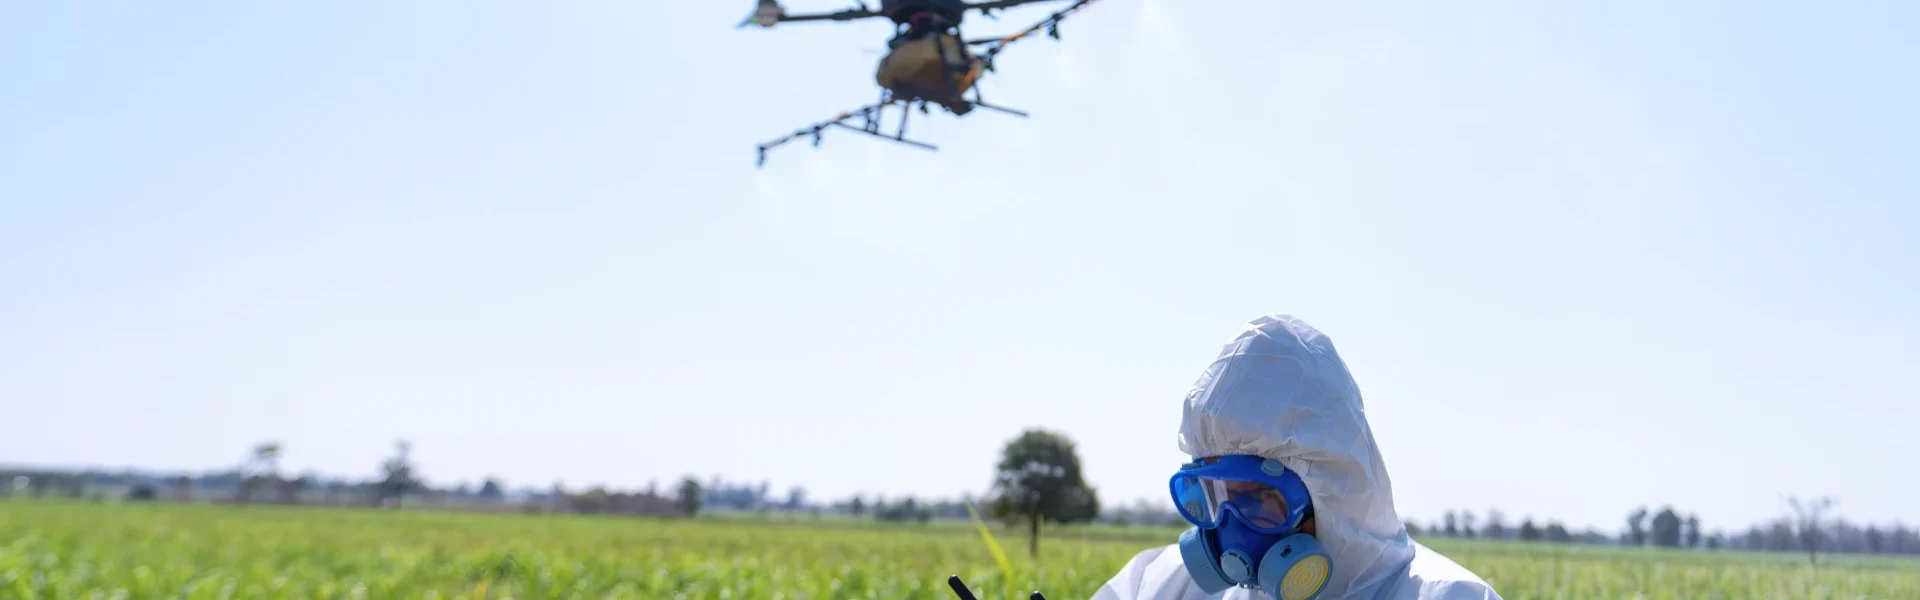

{"left": 967, "top": 90, "right": 1028, "bottom": 118}
{"left": 754, "top": 99, "right": 940, "bottom": 167}
{"left": 970, "top": 100, "right": 1026, "bottom": 116}
{"left": 832, "top": 100, "right": 939, "bottom": 152}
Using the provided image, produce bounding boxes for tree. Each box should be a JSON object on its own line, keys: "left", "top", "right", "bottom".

{"left": 1651, "top": 507, "right": 1683, "bottom": 548}
{"left": 1627, "top": 507, "right": 1649, "bottom": 546}
{"left": 1518, "top": 518, "right": 1541, "bottom": 542}
{"left": 375, "top": 440, "right": 419, "bottom": 508}
{"left": 879, "top": 496, "right": 933, "bottom": 523}
{"left": 1460, "top": 511, "right": 1478, "bottom": 539}
{"left": 1685, "top": 514, "right": 1702, "bottom": 548}
{"left": 787, "top": 486, "right": 807, "bottom": 510}
{"left": 850, "top": 495, "right": 866, "bottom": 516}
{"left": 281, "top": 475, "right": 312, "bottom": 505}
{"left": 253, "top": 443, "right": 282, "bottom": 476}
{"left": 676, "top": 477, "right": 704, "bottom": 516}
{"left": 987, "top": 428, "right": 1099, "bottom": 559}
{"left": 1483, "top": 509, "right": 1509, "bottom": 540}
{"left": 171, "top": 475, "right": 193, "bottom": 503}
{"left": 1788, "top": 496, "right": 1834, "bottom": 564}
{"left": 1768, "top": 519, "right": 1798, "bottom": 552}
{"left": 127, "top": 484, "right": 158, "bottom": 501}
{"left": 1867, "top": 526, "right": 1885, "bottom": 554}
{"left": 545, "top": 482, "right": 566, "bottom": 512}
{"left": 238, "top": 442, "right": 282, "bottom": 504}
{"left": 1544, "top": 522, "right": 1571, "bottom": 543}
{"left": 1832, "top": 519, "right": 1865, "bottom": 553}
{"left": 479, "top": 478, "right": 505, "bottom": 500}
{"left": 1579, "top": 528, "right": 1609, "bottom": 545}
{"left": 1442, "top": 511, "right": 1459, "bottom": 537}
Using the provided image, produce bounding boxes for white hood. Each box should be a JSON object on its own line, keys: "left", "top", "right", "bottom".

{"left": 1176, "top": 315, "right": 1415, "bottom": 600}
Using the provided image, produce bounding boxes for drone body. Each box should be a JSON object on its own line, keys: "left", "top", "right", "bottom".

{"left": 741, "top": 0, "right": 1100, "bottom": 166}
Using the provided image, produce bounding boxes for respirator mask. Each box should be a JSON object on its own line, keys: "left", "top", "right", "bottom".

{"left": 1168, "top": 455, "right": 1332, "bottom": 600}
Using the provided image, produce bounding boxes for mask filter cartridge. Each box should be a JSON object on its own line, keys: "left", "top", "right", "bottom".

{"left": 1177, "top": 527, "right": 1330, "bottom": 600}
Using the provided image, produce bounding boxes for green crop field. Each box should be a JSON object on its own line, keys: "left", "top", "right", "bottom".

{"left": 3, "top": 501, "right": 1917, "bottom": 599}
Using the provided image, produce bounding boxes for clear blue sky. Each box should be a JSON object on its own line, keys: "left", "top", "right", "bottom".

{"left": 3, "top": 0, "right": 1914, "bottom": 534}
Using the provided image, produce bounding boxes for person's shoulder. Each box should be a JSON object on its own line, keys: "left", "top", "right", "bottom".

{"left": 1091, "top": 545, "right": 1172, "bottom": 600}
{"left": 1118, "top": 543, "right": 1177, "bottom": 576}
{"left": 1092, "top": 544, "right": 1239, "bottom": 600}
{"left": 1417, "top": 578, "right": 1501, "bottom": 600}
{"left": 1403, "top": 541, "right": 1503, "bottom": 600}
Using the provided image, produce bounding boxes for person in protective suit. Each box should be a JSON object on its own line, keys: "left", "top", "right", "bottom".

{"left": 1092, "top": 315, "right": 1501, "bottom": 600}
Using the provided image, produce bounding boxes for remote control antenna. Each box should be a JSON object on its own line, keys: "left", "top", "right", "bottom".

{"left": 947, "top": 575, "right": 979, "bottom": 600}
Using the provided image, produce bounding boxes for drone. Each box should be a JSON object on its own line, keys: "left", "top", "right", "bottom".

{"left": 739, "top": 0, "right": 1102, "bottom": 167}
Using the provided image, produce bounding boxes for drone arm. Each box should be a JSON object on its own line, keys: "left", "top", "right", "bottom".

{"left": 774, "top": 8, "right": 882, "bottom": 23}
{"left": 739, "top": 1, "right": 881, "bottom": 28}
{"left": 971, "top": 0, "right": 1097, "bottom": 56}
{"left": 963, "top": 0, "right": 1074, "bottom": 12}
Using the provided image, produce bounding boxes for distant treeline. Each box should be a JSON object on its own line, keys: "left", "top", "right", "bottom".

{"left": 1411, "top": 502, "right": 1920, "bottom": 557}
{"left": 9, "top": 445, "right": 1916, "bottom": 560}
{"left": 0, "top": 459, "right": 1154, "bottom": 527}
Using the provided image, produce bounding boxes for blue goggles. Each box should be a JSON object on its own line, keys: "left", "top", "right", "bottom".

{"left": 1168, "top": 454, "right": 1313, "bottom": 535}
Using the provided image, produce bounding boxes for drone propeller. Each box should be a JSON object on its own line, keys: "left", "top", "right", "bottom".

{"left": 736, "top": 0, "right": 781, "bottom": 28}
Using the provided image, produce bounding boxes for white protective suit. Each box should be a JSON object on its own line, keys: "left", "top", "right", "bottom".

{"left": 1091, "top": 315, "right": 1500, "bottom": 600}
